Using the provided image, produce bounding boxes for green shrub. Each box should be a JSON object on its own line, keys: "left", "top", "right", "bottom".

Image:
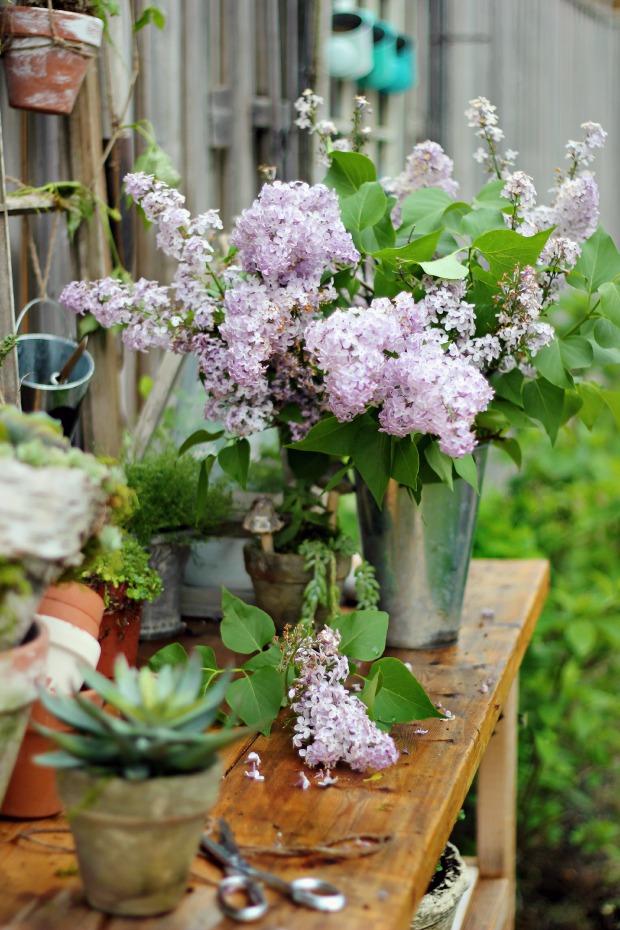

{"left": 475, "top": 418, "right": 620, "bottom": 894}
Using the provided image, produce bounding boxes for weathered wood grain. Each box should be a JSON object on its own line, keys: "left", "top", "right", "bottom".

{"left": 0, "top": 559, "right": 549, "bottom": 930}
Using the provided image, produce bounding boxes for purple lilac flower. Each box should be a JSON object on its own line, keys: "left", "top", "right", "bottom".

{"left": 378, "top": 332, "right": 493, "bottom": 457}
{"left": 231, "top": 180, "right": 360, "bottom": 292}
{"left": 466, "top": 97, "right": 517, "bottom": 177}
{"left": 290, "top": 628, "right": 400, "bottom": 773}
{"left": 492, "top": 266, "right": 554, "bottom": 372}
{"left": 389, "top": 141, "right": 459, "bottom": 226}
{"left": 305, "top": 294, "right": 492, "bottom": 456}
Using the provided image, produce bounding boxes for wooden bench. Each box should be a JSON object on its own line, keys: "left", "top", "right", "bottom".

{"left": 0, "top": 558, "right": 549, "bottom": 930}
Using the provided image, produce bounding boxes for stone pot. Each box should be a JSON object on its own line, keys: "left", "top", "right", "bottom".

{"left": 412, "top": 843, "right": 470, "bottom": 930}
{"left": 0, "top": 5, "right": 103, "bottom": 115}
{"left": 243, "top": 542, "right": 351, "bottom": 631}
{"left": 57, "top": 761, "right": 225, "bottom": 916}
{"left": 139, "top": 536, "right": 190, "bottom": 640}
{"left": 0, "top": 620, "right": 49, "bottom": 808}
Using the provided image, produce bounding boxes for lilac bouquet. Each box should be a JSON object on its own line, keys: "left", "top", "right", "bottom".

{"left": 61, "top": 95, "right": 620, "bottom": 506}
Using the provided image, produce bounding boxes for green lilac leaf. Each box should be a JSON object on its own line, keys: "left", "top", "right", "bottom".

{"left": 331, "top": 610, "right": 389, "bottom": 661}
{"left": 218, "top": 438, "right": 250, "bottom": 489}
{"left": 576, "top": 382, "right": 604, "bottom": 429}
{"left": 424, "top": 441, "right": 454, "bottom": 489}
{"left": 472, "top": 227, "right": 553, "bottom": 280}
{"left": 362, "top": 658, "right": 444, "bottom": 724}
{"left": 178, "top": 429, "right": 224, "bottom": 456}
{"left": 461, "top": 208, "right": 507, "bottom": 239}
{"left": 418, "top": 251, "right": 469, "bottom": 279}
{"left": 492, "top": 369, "right": 524, "bottom": 406}
{"left": 472, "top": 178, "right": 509, "bottom": 208}
{"left": 495, "top": 436, "right": 522, "bottom": 468}
{"left": 196, "top": 455, "right": 216, "bottom": 521}
{"left": 598, "top": 281, "right": 620, "bottom": 326}
{"left": 569, "top": 227, "right": 620, "bottom": 296}
{"left": 399, "top": 187, "right": 454, "bottom": 231}
{"left": 148, "top": 643, "right": 189, "bottom": 672}
{"left": 220, "top": 588, "right": 276, "bottom": 653}
{"left": 593, "top": 318, "right": 620, "bottom": 349}
{"left": 351, "top": 419, "right": 393, "bottom": 507}
{"left": 533, "top": 340, "right": 573, "bottom": 389}
{"left": 289, "top": 416, "right": 358, "bottom": 456}
{"left": 564, "top": 620, "right": 597, "bottom": 659}
{"left": 601, "top": 389, "right": 620, "bottom": 429}
{"left": 225, "top": 666, "right": 284, "bottom": 736}
{"left": 372, "top": 229, "right": 442, "bottom": 266}
{"left": 491, "top": 399, "right": 536, "bottom": 429}
{"left": 323, "top": 151, "right": 376, "bottom": 197}
{"left": 391, "top": 437, "right": 420, "bottom": 489}
{"left": 522, "top": 378, "right": 565, "bottom": 444}
{"left": 340, "top": 181, "right": 387, "bottom": 232}
{"left": 559, "top": 336, "right": 594, "bottom": 370}
{"left": 453, "top": 454, "right": 479, "bottom": 492}
{"left": 242, "top": 643, "right": 282, "bottom": 671}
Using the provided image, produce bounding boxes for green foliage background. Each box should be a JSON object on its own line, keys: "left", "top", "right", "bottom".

{"left": 472, "top": 417, "right": 620, "bottom": 926}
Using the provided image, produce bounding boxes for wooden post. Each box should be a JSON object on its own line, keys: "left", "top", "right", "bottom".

{"left": 68, "top": 65, "right": 124, "bottom": 457}
{"left": 476, "top": 675, "right": 519, "bottom": 929}
{"left": 0, "top": 115, "right": 19, "bottom": 407}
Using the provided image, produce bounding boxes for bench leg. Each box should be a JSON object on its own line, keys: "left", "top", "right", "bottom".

{"left": 476, "top": 675, "right": 518, "bottom": 930}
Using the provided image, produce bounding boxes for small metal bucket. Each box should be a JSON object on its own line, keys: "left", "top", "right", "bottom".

{"left": 16, "top": 299, "right": 94, "bottom": 439}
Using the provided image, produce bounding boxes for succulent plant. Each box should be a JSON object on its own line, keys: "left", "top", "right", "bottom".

{"left": 0, "top": 405, "right": 134, "bottom": 650}
{"left": 36, "top": 653, "right": 246, "bottom": 779}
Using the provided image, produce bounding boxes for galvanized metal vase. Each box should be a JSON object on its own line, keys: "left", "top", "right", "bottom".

{"left": 356, "top": 448, "right": 487, "bottom": 649}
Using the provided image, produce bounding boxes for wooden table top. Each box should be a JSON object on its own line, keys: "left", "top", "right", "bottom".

{"left": 0, "top": 558, "right": 549, "bottom": 930}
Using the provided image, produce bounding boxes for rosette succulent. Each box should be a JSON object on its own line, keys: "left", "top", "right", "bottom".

{"left": 36, "top": 653, "right": 245, "bottom": 779}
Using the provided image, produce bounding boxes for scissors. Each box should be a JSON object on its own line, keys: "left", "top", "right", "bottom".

{"left": 199, "top": 818, "right": 346, "bottom": 922}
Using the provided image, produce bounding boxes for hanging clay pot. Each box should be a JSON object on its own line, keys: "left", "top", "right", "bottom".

{"left": 0, "top": 6, "right": 104, "bottom": 115}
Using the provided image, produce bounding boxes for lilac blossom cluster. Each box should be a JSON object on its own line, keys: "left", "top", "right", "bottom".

{"left": 61, "top": 172, "right": 359, "bottom": 440}
{"left": 290, "top": 627, "right": 400, "bottom": 772}
{"left": 305, "top": 293, "right": 493, "bottom": 458}
{"left": 387, "top": 140, "right": 459, "bottom": 227}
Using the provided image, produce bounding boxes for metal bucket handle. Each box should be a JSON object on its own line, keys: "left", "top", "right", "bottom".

{"left": 15, "top": 297, "right": 74, "bottom": 336}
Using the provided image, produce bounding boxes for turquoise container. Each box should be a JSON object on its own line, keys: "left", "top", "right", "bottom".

{"left": 326, "top": 10, "right": 374, "bottom": 81}
{"left": 384, "top": 35, "right": 418, "bottom": 94}
{"left": 359, "top": 21, "right": 398, "bottom": 92}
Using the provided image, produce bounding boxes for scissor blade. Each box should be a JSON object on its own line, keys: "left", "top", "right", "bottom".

{"left": 218, "top": 817, "right": 243, "bottom": 855}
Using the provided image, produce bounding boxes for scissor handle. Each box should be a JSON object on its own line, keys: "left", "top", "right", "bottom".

{"left": 217, "top": 874, "right": 269, "bottom": 923}
{"left": 287, "top": 876, "right": 346, "bottom": 912}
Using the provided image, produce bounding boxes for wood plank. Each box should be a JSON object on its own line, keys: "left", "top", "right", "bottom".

{"left": 0, "top": 559, "right": 549, "bottom": 930}
{"left": 0, "top": 193, "right": 57, "bottom": 216}
{"left": 0, "top": 112, "right": 19, "bottom": 407}
{"left": 460, "top": 877, "right": 511, "bottom": 930}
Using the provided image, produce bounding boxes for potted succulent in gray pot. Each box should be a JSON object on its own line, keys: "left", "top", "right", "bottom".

{"left": 36, "top": 653, "right": 246, "bottom": 916}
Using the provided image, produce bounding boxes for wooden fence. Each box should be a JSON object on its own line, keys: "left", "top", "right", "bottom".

{"left": 1, "top": 0, "right": 619, "bottom": 454}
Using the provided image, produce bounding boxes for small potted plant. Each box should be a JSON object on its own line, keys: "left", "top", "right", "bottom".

{"left": 412, "top": 843, "right": 470, "bottom": 930}
{"left": 36, "top": 653, "right": 246, "bottom": 916}
{"left": 81, "top": 531, "right": 163, "bottom": 676}
{"left": 123, "top": 442, "right": 231, "bottom": 639}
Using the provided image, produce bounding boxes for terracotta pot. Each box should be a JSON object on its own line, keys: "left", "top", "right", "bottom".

{"left": 57, "top": 761, "right": 224, "bottom": 916}
{"left": 37, "top": 613, "right": 101, "bottom": 694}
{"left": 93, "top": 584, "right": 143, "bottom": 678}
{"left": 38, "top": 583, "right": 104, "bottom": 640}
{"left": 0, "top": 621, "right": 49, "bottom": 808}
{"left": 243, "top": 543, "right": 351, "bottom": 632}
{"left": 0, "top": 6, "right": 104, "bottom": 115}
{"left": 0, "top": 688, "right": 103, "bottom": 820}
